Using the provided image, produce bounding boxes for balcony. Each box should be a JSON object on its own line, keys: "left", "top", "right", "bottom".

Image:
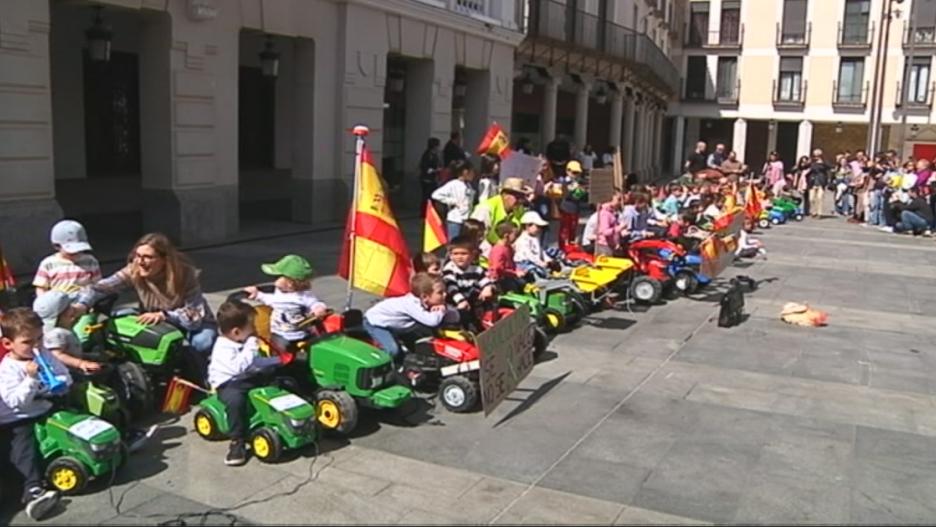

{"left": 520, "top": 0, "right": 681, "bottom": 95}
{"left": 832, "top": 80, "right": 869, "bottom": 110}
{"left": 903, "top": 26, "right": 936, "bottom": 49}
{"left": 896, "top": 81, "right": 935, "bottom": 111}
{"left": 684, "top": 24, "right": 744, "bottom": 50}
{"left": 717, "top": 79, "right": 740, "bottom": 106}
{"left": 776, "top": 22, "right": 811, "bottom": 50}
{"left": 838, "top": 21, "right": 873, "bottom": 50}
{"left": 773, "top": 78, "right": 807, "bottom": 110}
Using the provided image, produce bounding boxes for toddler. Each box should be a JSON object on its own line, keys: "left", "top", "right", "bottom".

{"left": 33, "top": 220, "right": 101, "bottom": 298}
{"left": 245, "top": 255, "right": 326, "bottom": 352}
{"left": 513, "top": 211, "right": 553, "bottom": 277}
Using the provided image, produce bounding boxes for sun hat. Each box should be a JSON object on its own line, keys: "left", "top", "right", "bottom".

{"left": 51, "top": 220, "right": 92, "bottom": 254}
{"left": 260, "top": 255, "right": 314, "bottom": 281}
{"left": 500, "top": 177, "right": 534, "bottom": 195}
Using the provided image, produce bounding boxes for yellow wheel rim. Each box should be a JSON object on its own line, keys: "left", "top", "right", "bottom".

{"left": 51, "top": 467, "right": 78, "bottom": 492}
{"left": 546, "top": 313, "right": 561, "bottom": 329}
{"left": 252, "top": 435, "right": 270, "bottom": 459}
{"left": 317, "top": 400, "right": 341, "bottom": 429}
{"left": 195, "top": 415, "right": 213, "bottom": 437}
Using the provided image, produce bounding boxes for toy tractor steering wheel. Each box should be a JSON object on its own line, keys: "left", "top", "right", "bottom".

{"left": 296, "top": 309, "right": 334, "bottom": 331}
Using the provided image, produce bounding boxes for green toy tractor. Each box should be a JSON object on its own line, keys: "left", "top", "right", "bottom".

{"left": 498, "top": 280, "right": 588, "bottom": 334}
{"left": 38, "top": 410, "right": 124, "bottom": 494}
{"left": 193, "top": 386, "right": 316, "bottom": 463}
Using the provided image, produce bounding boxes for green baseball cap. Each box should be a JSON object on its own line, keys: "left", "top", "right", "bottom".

{"left": 261, "top": 254, "right": 314, "bottom": 281}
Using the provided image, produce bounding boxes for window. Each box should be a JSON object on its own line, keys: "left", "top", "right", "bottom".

{"left": 720, "top": 0, "right": 741, "bottom": 45}
{"left": 781, "top": 0, "right": 807, "bottom": 43}
{"left": 837, "top": 57, "right": 864, "bottom": 103}
{"left": 907, "top": 57, "right": 932, "bottom": 104}
{"left": 778, "top": 57, "right": 803, "bottom": 101}
{"left": 685, "top": 56, "right": 708, "bottom": 100}
{"left": 717, "top": 57, "right": 738, "bottom": 99}
{"left": 83, "top": 51, "right": 141, "bottom": 177}
{"left": 238, "top": 66, "right": 276, "bottom": 169}
{"left": 842, "top": 0, "right": 870, "bottom": 44}
{"left": 909, "top": 0, "right": 936, "bottom": 45}
{"left": 688, "top": 2, "right": 709, "bottom": 46}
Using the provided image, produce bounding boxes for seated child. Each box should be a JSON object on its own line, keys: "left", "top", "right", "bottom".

{"left": 32, "top": 220, "right": 101, "bottom": 298}
{"left": 513, "top": 211, "right": 553, "bottom": 278}
{"left": 245, "top": 254, "right": 326, "bottom": 352}
{"left": 412, "top": 251, "right": 442, "bottom": 277}
{"left": 363, "top": 273, "right": 458, "bottom": 360}
{"left": 441, "top": 236, "right": 495, "bottom": 331}
{"left": 459, "top": 218, "right": 491, "bottom": 265}
{"left": 487, "top": 222, "right": 526, "bottom": 293}
{"left": 736, "top": 218, "right": 766, "bottom": 258}
{"left": 207, "top": 300, "right": 285, "bottom": 467}
{"left": 32, "top": 291, "right": 101, "bottom": 375}
{"left": 0, "top": 308, "right": 69, "bottom": 520}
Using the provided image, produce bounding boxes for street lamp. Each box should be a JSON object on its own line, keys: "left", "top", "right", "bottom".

{"left": 768, "top": 119, "right": 777, "bottom": 132}
{"left": 595, "top": 83, "right": 608, "bottom": 105}
{"left": 388, "top": 69, "right": 405, "bottom": 93}
{"left": 85, "top": 5, "right": 113, "bottom": 63}
{"left": 258, "top": 35, "right": 280, "bottom": 78}
{"left": 454, "top": 79, "right": 467, "bottom": 98}
{"left": 835, "top": 122, "right": 844, "bottom": 134}
{"left": 910, "top": 124, "right": 920, "bottom": 139}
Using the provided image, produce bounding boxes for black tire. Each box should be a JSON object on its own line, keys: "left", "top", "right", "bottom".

{"left": 673, "top": 271, "right": 699, "bottom": 295}
{"left": 250, "top": 427, "right": 283, "bottom": 463}
{"left": 193, "top": 409, "right": 223, "bottom": 440}
{"left": 794, "top": 213, "right": 804, "bottom": 222}
{"left": 532, "top": 326, "right": 549, "bottom": 361}
{"left": 115, "top": 362, "right": 154, "bottom": 419}
{"left": 46, "top": 457, "right": 89, "bottom": 495}
{"left": 567, "top": 292, "right": 590, "bottom": 325}
{"left": 629, "top": 276, "right": 662, "bottom": 304}
{"left": 315, "top": 390, "right": 359, "bottom": 435}
{"left": 758, "top": 218, "right": 770, "bottom": 229}
{"left": 438, "top": 375, "right": 479, "bottom": 413}
{"left": 542, "top": 308, "right": 566, "bottom": 333}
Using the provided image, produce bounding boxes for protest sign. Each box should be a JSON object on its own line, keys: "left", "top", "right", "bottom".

{"left": 500, "top": 152, "right": 542, "bottom": 190}
{"left": 588, "top": 168, "right": 616, "bottom": 205}
{"left": 477, "top": 305, "right": 535, "bottom": 417}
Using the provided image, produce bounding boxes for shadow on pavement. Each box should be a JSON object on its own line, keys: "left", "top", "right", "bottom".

{"left": 493, "top": 371, "right": 572, "bottom": 429}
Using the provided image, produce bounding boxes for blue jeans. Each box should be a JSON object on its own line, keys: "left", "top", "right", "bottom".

{"left": 363, "top": 320, "right": 400, "bottom": 358}
{"left": 187, "top": 326, "right": 218, "bottom": 355}
{"left": 868, "top": 190, "right": 883, "bottom": 226}
{"left": 446, "top": 221, "right": 462, "bottom": 242}
{"left": 896, "top": 210, "right": 930, "bottom": 234}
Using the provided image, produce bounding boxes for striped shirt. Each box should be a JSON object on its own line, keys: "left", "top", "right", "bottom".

{"left": 33, "top": 253, "right": 102, "bottom": 295}
{"left": 442, "top": 261, "right": 492, "bottom": 306}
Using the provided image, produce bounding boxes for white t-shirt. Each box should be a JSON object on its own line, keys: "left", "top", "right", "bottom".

{"left": 0, "top": 348, "right": 71, "bottom": 425}
{"left": 43, "top": 328, "right": 81, "bottom": 358}
{"left": 432, "top": 179, "right": 477, "bottom": 224}
{"left": 208, "top": 336, "right": 262, "bottom": 389}
{"left": 514, "top": 232, "right": 550, "bottom": 266}
{"left": 255, "top": 289, "right": 326, "bottom": 341}
{"left": 581, "top": 213, "right": 599, "bottom": 245}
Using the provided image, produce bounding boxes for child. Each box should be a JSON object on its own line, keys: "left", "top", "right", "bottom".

{"left": 557, "top": 161, "right": 588, "bottom": 250}
{"left": 207, "top": 300, "right": 285, "bottom": 466}
{"left": 487, "top": 222, "right": 526, "bottom": 293}
{"left": 442, "top": 236, "right": 496, "bottom": 330}
{"left": 736, "top": 218, "right": 766, "bottom": 258}
{"left": 0, "top": 308, "right": 68, "bottom": 520}
{"left": 32, "top": 220, "right": 101, "bottom": 298}
{"left": 412, "top": 252, "right": 442, "bottom": 277}
{"left": 514, "top": 211, "right": 553, "bottom": 277}
{"left": 596, "top": 192, "right": 627, "bottom": 256}
{"left": 432, "top": 159, "right": 477, "bottom": 242}
{"left": 363, "top": 273, "right": 458, "bottom": 360}
{"left": 459, "top": 219, "right": 490, "bottom": 264}
{"left": 245, "top": 255, "right": 326, "bottom": 352}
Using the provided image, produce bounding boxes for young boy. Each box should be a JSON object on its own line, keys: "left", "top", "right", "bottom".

{"left": 32, "top": 220, "right": 101, "bottom": 298}
{"left": 558, "top": 161, "right": 588, "bottom": 250}
{"left": 513, "top": 211, "right": 553, "bottom": 277}
{"left": 487, "top": 222, "right": 526, "bottom": 293}
{"left": 0, "top": 308, "right": 68, "bottom": 520}
{"left": 412, "top": 252, "right": 442, "bottom": 277}
{"left": 245, "top": 254, "right": 327, "bottom": 352}
{"left": 207, "top": 300, "right": 284, "bottom": 466}
{"left": 363, "top": 273, "right": 458, "bottom": 360}
{"left": 442, "top": 236, "right": 496, "bottom": 330}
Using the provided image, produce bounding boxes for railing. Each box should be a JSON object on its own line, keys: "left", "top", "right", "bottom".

{"left": 832, "top": 80, "right": 869, "bottom": 108}
{"left": 896, "top": 81, "right": 936, "bottom": 109}
{"left": 717, "top": 79, "right": 740, "bottom": 105}
{"left": 773, "top": 78, "right": 807, "bottom": 106}
{"left": 523, "top": 0, "right": 681, "bottom": 95}
{"left": 903, "top": 26, "right": 936, "bottom": 48}
{"left": 684, "top": 24, "right": 744, "bottom": 48}
{"left": 451, "top": 0, "right": 490, "bottom": 18}
{"left": 838, "top": 20, "right": 873, "bottom": 48}
{"left": 776, "top": 21, "right": 811, "bottom": 48}
{"left": 683, "top": 77, "right": 712, "bottom": 102}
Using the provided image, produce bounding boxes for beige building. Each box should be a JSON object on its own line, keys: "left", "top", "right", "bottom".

{"left": 0, "top": 0, "right": 522, "bottom": 271}
{"left": 671, "top": 0, "right": 936, "bottom": 174}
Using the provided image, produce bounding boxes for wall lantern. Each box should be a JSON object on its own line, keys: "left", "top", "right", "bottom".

{"left": 910, "top": 124, "right": 920, "bottom": 139}
{"left": 454, "top": 79, "right": 467, "bottom": 98}
{"left": 767, "top": 119, "right": 777, "bottom": 131}
{"left": 595, "top": 85, "right": 608, "bottom": 105}
{"left": 388, "top": 69, "right": 405, "bottom": 93}
{"left": 85, "top": 6, "right": 113, "bottom": 63}
{"left": 259, "top": 35, "right": 280, "bottom": 78}
{"left": 835, "top": 121, "right": 844, "bottom": 134}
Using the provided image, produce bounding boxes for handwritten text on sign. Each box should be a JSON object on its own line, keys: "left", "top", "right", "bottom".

{"left": 477, "top": 305, "right": 535, "bottom": 417}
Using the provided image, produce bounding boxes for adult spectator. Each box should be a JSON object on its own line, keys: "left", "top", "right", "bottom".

{"left": 762, "top": 151, "right": 785, "bottom": 193}
{"left": 719, "top": 151, "right": 745, "bottom": 181}
{"left": 443, "top": 131, "right": 467, "bottom": 167}
{"left": 685, "top": 141, "right": 708, "bottom": 175}
{"left": 470, "top": 177, "right": 532, "bottom": 244}
{"left": 515, "top": 137, "right": 533, "bottom": 156}
{"left": 707, "top": 143, "right": 727, "bottom": 169}
{"left": 807, "top": 148, "right": 833, "bottom": 218}
{"left": 545, "top": 135, "right": 572, "bottom": 177}
{"left": 579, "top": 144, "right": 599, "bottom": 172}
{"left": 602, "top": 147, "right": 617, "bottom": 168}
{"left": 419, "top": 137, "right": 442, "bottom": 210}
{"left": 893, "top": 187, "right": 934, "bottom": 236}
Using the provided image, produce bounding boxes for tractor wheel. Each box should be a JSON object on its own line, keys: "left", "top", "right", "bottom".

{"left": 46, "top": 457, "right": 88, "bottom": 495}
{"left": 567, "top": 292, "right": 590, "bottom": 324}
{"left": 315, "top": 390, "right": 358, "bottom": 435}
{"left": 250, "top": 427, "right": 283, "bottom": 463}
{"left": 438, "top": 375, "right": 479, "bottom": 413}
{"left": 543, "top": 308, "right": 566, "bottom": 333}
{"left": 770, "top": 216, "right": 781, "bottom": 225}
{"left": 674, "top": 271, "right": 699, "bottom": 295}
{"left": 193, "top": 409, "right": 223, "bottom": 440}
{"left": 629, "top": 276, "right": 662, "bottom": 304}
{"left": 115, "top": 362, "right": 153, "bottom": 419}
{"left": 794, "top": 213, "right": 804, "bottom": 222}
{"left": 532, "top": 326, "right": 549, "bottom": 361}
{"left": 757, "top": 218, "right": 770, "bottom": 229}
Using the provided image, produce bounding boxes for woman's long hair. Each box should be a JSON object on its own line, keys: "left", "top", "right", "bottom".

{"left": 126, "top": 233, "right": 194, "bottom": 302}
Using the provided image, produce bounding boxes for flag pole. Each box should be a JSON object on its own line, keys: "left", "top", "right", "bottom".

{"left": 345, "top": 125, "right": 369, "bottom": 311}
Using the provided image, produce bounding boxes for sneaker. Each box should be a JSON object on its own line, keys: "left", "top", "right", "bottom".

{"left": 126, "top": 424, "right": 159, "bottom": 453}
{"left": 924, "top": 230, "right": 933, "bottom": 238}
{"left": 24, "top": 488, "right": 59, "bottom": 521}
{"left": 879, "top": 226, "right": 893, "bottom": 233}
{"left": 225, "top": 440, "right": 248, "bottom": 466}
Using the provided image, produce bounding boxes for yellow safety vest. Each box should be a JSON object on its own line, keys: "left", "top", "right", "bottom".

{"left": 482, "top": 195, "right": 526, "bottom": 245}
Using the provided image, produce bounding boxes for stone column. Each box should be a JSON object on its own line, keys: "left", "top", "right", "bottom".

{"left": 796, "top": 120, "right": 813, "bottom": 159}
{"left": 541, "top": 75, "right": 560, "bottom": 148}
{"left": 404, "top": 58, "right": 453, "bottom": 209}
{"left": 653, "top": 110, "right": 663, "bottom": 174}
{"left": 622, "top": 92, "right": 636, "bottom": 172}
{"left": 609, "top": 91, "right": 624, "bottom": 153}
{"left": 573, "top": 79, "right": 591, "bottom": 152}
{"left": 632, "top": 102, "right": 643, "bottom": 176}
{"left": 733, "top": 118, "right": 748, "bottom": 163}
{"left": 0, "top": 1, "right": 63, "bottom": 271}
{"left": 672, "top": 116, "right": 686, "bottom": 176}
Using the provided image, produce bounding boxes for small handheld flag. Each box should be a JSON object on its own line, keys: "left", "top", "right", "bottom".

{"left": 477, "top": 122, "right": 513, "bottom": 159}
{"left": 423, "top": 201, "right": 447, "bottom": 253}
{"left": 161, "top": 376, "right": 210, "bottom": 414}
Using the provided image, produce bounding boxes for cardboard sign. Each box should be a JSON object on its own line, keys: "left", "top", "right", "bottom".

{"left": 700, "top": 210, "right": 745, "bottom": 278}
{"left": 477, "top": 305, "right": 535, "bottom": 417}
{"left": 588, "top": 168, "right": 616, "bottom": 205}
{"left": 499, "top": 152, "right": 543, "bottom": 190}
{"left": 613, "top": 150, "right": 624, "bottom": 190}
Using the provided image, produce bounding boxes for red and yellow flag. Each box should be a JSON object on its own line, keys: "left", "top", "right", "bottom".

{"left": 744, "top": 184, "right": 762, "bottom": 219}
{"left": 338, "top": 146, "right": 413, "bottom": 298}
{"left": 423, "top": 201, "right": 447, "bottom": 253}
{"left": 0, "top": 245, "right": 14, "bottom": 292}
{"left": 476, "top": 122, "right": 512, "bottom": 159}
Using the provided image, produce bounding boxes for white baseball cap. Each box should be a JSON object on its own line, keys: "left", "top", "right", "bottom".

{"left": 33, "top": 290, "right": 72, "bottom": 330}
{"left": 51, "top": 220, "right": 92, "bottom": 254}
{"left": 520, "top": 211, "right": 549, "bottom": 226}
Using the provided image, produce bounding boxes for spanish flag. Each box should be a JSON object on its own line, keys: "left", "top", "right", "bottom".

{"left": 423, "top": 201, "right": 447, "bottom": 253}
{"left": 338, "top": 145, "right": 413, "bottom": 298}
{"left": 744, "top": 183, "right": 762, "bottom": 219}
{"left": 0, "top": 246, "right": 14, "bottom": 292}
{"left": 476, "top": 122, "right": 512, "bottom": 159}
